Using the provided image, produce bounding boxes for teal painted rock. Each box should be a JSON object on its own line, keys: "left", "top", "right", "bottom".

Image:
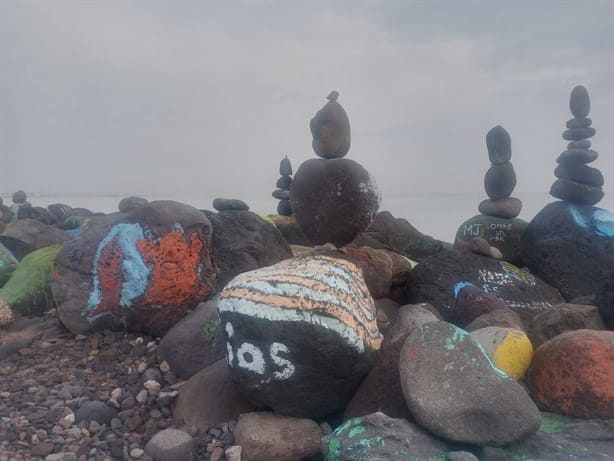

{"left": 0, "top": 242, "right": 19, "bottom": 287}
{"left": 399, "top": 321, "right": 540, "bottom": 446}
{"left": 322, "top": 412, "right": 448, "bottom": 461}
{"left": 0, "top": 244, "right": 62, "bottom": 316}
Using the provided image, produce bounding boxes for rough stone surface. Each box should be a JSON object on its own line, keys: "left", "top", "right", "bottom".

{"left": 554, "top": 161, "right": 604, "bottom": 187}
{"left": 310, "top": 92, "right": 351, "bottom": 159}
{"left": 522, "top": 201, "right": 614, "bottom": 300}
{"left": 486, "top": 125, "right": 512, "bottom": 165}
{"left": 144, "top": 428, "right": 195, "bottom": 461}
{"left": 484, "top": 163, "right": 517, "bottom": 200}
{"left": 217, "top": 253, "right": 382, "bottom": 418}
{"left": 408, "top": 249, "right": 563, "bottom": 324}
{"left": 340, "top": 246, "right": 393, "bottom": 299}
{"left": 465, "top": 308, "right": 526, "bottom": 332}
{"left": 266, "top": 214, "right": 311, "bottom": 246}
{"left": 550, "top": 177, "right": 604, "bottom": 206}
{"left": 448, "top": 283, "right": 509, "bottom": 327}
{"left": 596, "top": 278, "right": 614, "bottom": 329}
{"left": 478, "top": 197, "right": 522, "bottom": 219}
{"left": 0, "top": 219, "right": 72, "bottom": 260}
{"left": 233, "top": 412, "right": 322, "bottom": 461}
{"left": 528, "top": 303, "right": 606, "bottom": 348}
{"left": 53, "top": 200, "right": 216, "bottom": 336}
{"left": 400, "top": 321, "right": 541, "bottom": 446}
{"left": 570, "top": 85, "right": 590, "bottom": 118}
{"left": 118, "top": 196, "right": 148, "bottom": 213}
{"left": 74, "top": 400, "right": 118, "bottom": 425}
{"left": 290, "top": 158, "right": 380, "bottom": 247}
{"left": 470, "top": 326, "right": 533, "bottom": 379}
{"left": 322, "top": 412, "right": 448, "bottom": 461}
{"left": 276, "top": 199, "right": 293, "bottom": 217}
{"left": 158, "top": 301, "right": 226, "bottom": 379}
{"left": 527, "top": 329, "right": 614, "bottom": 419}
{"left": 212, "top": 198, "right": 249, "bottom": 212}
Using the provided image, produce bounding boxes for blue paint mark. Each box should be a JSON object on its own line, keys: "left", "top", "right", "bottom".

{"left": 87, "top": 223, "right": 151, "bottom": 319}
{"left": 453, "top": 281, "right": 474, "bottom": 299}
{"left": 569, "top": 205, "right": 590, "bottom": 230}
{"left": 173, "top": 222, "right": 185, "bottom": 234}
{"left": 65, "top": 228, "right": 82, "bottom": 238}
{"left": 593, "top": 209, "right": 614, "bottom": 237}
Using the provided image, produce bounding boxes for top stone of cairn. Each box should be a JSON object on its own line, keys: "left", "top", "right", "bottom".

{"left": 486, "top": 125, "right": 512, "bottom": 165}
{"left": 310, "top": 91, "right": 351, "bottom": 159}
{"left": 570, "top": 85, "right": 590, "bottom": 118}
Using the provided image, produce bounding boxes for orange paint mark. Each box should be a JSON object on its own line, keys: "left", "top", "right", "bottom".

{"left": 137, "top": 231, "right": 206, "bottom": 305}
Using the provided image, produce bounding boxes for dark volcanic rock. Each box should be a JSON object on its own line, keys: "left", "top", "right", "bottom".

{"left": 449, "top": 284, "right": 508, "bottom": 327}
{"left": 290, "top": 158, "right": 380, "bottom": 247}
{"left": 277, "top": 199, "right": 293, "bottom": 216}
{"left": 486, "top": 125, "right": 512, "bottom": 165}
{"left": 407, "top": 249, "right": 564, "bottom": 325}
{"left": 550, "top": 178, "right": 604, "bottom": 205}
{"left": 562, "top": 127, "right": 596, "bottom": 141}
{"left": 52, "top": 200, "right": 216, "bottom": 336}
{"left": 217, "top": 254, "right": 382, "bottom": 418}
{"left": 266, "top": 214, "right": 310, "bottom": 246}
{"left": 478, "top": 197, "right": 522, "bottom": 219}
{"left": 567, "top": 139, "right": 591, "bottom": 149}
{"left": 206, "top": 210, "right": 292, "bottom": 292}
{"left": 279, "top": 155, "right": 293, "bottom": 176}
{"left": 47, "top": 203, "right": 73, "bottom": 223}
{"left": 75, "top": 400, "right": 118, "bottom": 425}
{"left": 484, "top": 163, "right": 517, "bottom": 200}
{"left": 212, "top": 197, "right": 249, "bottom": 212}
{"left": 400, "top": 321, "right": 540, "bottom": 446}
{"left": 309, "top": 91, "right": 351, "bottom": 159}
{"left": 522, "top": 201, "right": 614, "bottom": 300}
{"left": 118, "top": 196, "right": 148, "bottom": 213}
{"left": 566, "top": 117, "right": 591, "bottom": 129}
{"left": 556, "top": 148, "right": 599, "bottom": 164}
{"left": 272, "top": 189, "right": 290, "bottom": 200}
{"left": 554, "top": 160, "right": 604, "bottom": 187}
{"left": 570, "top": 85, "right": 590, "bottom": 118}
{"left": 465, "top": 308, "right": 525, "bottom": 332}
{"left": 12, "top": 190, "right": 27, "bottom": 204}
{"left": 0, "top": 219, "right": 72, "bottom": 260}
{"left": 596, "top": 278, "right": 614, "bottom": 329}
{"left": 275, "top": 175, "right": 292, "bottom": 190}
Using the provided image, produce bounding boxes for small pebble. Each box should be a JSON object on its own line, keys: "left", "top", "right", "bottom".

{"left": 130, "top": 448, "right": 144, "bottom": 459}
{"left": 159, "top": 361, "right": 170, "bottom": 373}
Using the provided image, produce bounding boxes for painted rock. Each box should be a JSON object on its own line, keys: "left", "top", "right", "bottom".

{"left": 0, "top": 219, "right": 72, "bottom": 260}
{"left": 486, "top": 125, "right": 512, "bottom": 165}
{"left": 310, "top": 91, "right": 351, "bottom": 159}
{"left": 0, "top": 242, "right": 19, "bottom": 287}
{"left": 217, "top": 254, "right": 382, "bottom": 418}
{"left": 446, "top": 283, "right": 508, "bottom": 327}
{"left": 522, "top": 201, "right": 614, "bottom": 300}
{"left": 470, "top": 326, "right": 533, "bottom": 379}
{"left": 570, "top": 85, "right": 590, "bottom": 118}
{"left": 52, "top": 200, "right": 216, "bottom": 336}
{"left": 484, "top": 162, "right": 517, "bottom": 200}
{"left": 322, "top": 412, "right": 448, "bottom": 461}
{"left": 528, "top": 303, "right": 606, "bottom": 348}
{"left": 407, "top": 249, "right": 563, "bottom": 326}
{"left": 550, "top": 177, "right": 604, "bottom": 206}
{"left": 290, "top": 158, "right": 380, "bottom": 247}
{"left": 527, "top": 330, "right": 614, "bottom": 419}
{"left": 399, "top": 321, "right": 541, "bottom": 446}
{"left": 454, "top": 215, "right": 527, "bottom": 265}
{"left": 344, "top": 304, "right": 439, "bottom": 421}
{"left": 205, "top": 210, "right": 292, "bottom": 292}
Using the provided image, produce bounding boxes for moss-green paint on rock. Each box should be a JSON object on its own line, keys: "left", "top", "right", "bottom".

{"left": 202, "top": 318, "right": 221, "bottom": 343}
{"left": 0, "top": 242, "right": 18, "bottom": 288}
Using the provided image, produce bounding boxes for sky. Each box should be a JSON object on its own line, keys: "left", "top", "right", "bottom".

{"left": 1, "top": 1, "right": 613, "bottom": 209}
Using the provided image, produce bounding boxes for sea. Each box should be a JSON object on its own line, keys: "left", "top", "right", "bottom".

{"left": 2, "top": 192, "right": 612, "bottom": 244}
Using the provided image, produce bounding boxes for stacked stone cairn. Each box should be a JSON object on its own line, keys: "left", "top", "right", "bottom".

{"left": 550, "top": 85, "right": 604, "bottom": 205}
{"left": 290, "top": 91, "right": 380, "bottom": 247}
{"left": 273, "top": 156, "right": 293, "bottom": 216}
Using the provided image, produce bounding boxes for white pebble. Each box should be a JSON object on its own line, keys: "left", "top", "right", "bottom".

{"left": 225, "top": 445, "right": 242, "bottom": 461}
{"left": 130, "top": 448, "right": 144, "bottom": 459}
{"left": 159, "top": 360, "right": 171, "bottom": 373}
{"left": 136, "top": 390, "right": 148, "bottom": 404}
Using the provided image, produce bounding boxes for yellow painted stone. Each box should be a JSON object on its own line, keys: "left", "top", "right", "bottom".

{"left": 471, "top": 327, "right": 533, "bottom": 379}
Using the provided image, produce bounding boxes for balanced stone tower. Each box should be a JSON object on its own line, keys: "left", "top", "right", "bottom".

{"left": 290, "top": 91, "right": 380, "bottom": 247}
{"left": 454, "top": 126, "right": 527, "bottom": 264}
{"left": 550, "top": 85, "right": 604, "bottom": 205}
{"left": 273, "top": 156, "right": 293, "bottom": 216}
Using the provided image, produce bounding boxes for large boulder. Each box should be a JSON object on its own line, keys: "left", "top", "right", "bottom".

{"left": 527, "top": 329, "right": 614, "bottom": 419}
{"left": 290, "top": 158, "right": 380, "bottom": 247}
{"left": 217, "top": 253, "right": 382, "bottom": 417}
{"left": 0, "top": 242, "right": 19, "bottom": 287}
{"left": 205, "top": 210, "right": 292, "bottom": 292}
{"left": 407, "top": 249, "right": 564, "bottom": 325}
{"left": 0, "top": 219, "right": 72, "bottom": 260}
{"left": 52, "top": 200, "right": 216, "bottom": 336}
{"left": 400, "top": 321, "right": 541, "bottom": 446}
{"left": 522, "top": 201, "right": 614, "bottom": 300}
{"left": 322, "top": 412, "right": 448, "bottom": 461}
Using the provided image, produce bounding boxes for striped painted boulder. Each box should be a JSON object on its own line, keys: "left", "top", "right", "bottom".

{"left": 218, "top": 253, "right": 382, "bottom": 418}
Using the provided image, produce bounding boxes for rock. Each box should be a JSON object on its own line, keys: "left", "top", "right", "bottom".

{"left": 30, "top": 206, "right": 57, "bottom": 225}
{"left": 0, "top": 242, "right": 19, "bottom": 287}
{"left": 52, "top": 200, "right": 216, "bottom": 336}
{"left": 206, "top": 210, "right": 292, "bottom": 292}
{"left": 408, "top": 249, "right": 564, "bottom": 332}
{"left": 0, "top": 219, "right": 72, "bottom": 260}
{"left": 481, "top": 412, "right": 614, "bottom": 461}
{"left": 562, "top": 127, "right": 596, "bottom": 141}
{"left": 0, "top": 244, "right": 62, "bottom": 316}
{"left": 217, "top": 253, "right": 382, "bottom": 417}
{"left": 272, "top": 189, "right": 290, "bottom": 200}
{"left": 280, "top": 155, "right": 293, "bottom": 176}
{"left": 566, "top": 117, "right": 591, "bottom": 129}
{"left": 47, "top": 203, "right": 73, "bottom": 223}
{"left": 400, "top": 321, "right": 541, "bottom": 445}
{"left": 172, "top": 360, "right": 255, "bottom": 427}
{"left": 374, "top": 297, "right": 399, "bottom": 333}
{"left": 484, "top": 163, "right": 517, "bottom": 200}
{"left": 310, "top": 91, "right": 351, "bottom": 158}
{"left": 74, "top": 400, "right": 117, "bottom": 425}
{"left": 290, "top": 158, "right": 380, "bottom": 247}
{"left": 596, "top": 279, "right": 614, "bottom": 329}
{"left": 556, "top": 148, "right": 599, "bottom": 164}
{"left": 528, "top": 303, "right": 606, "bottom": 348}
{"left": 340, "top": 246, "right": 393, "bottom": 299}
{"left": 469, "top": 236, "right": 491, "bottom": 257}
{"left": 448, "top": 284, "right": 509, "bottom": 327}
{"left": 570, "top": 85, "right": 590, "bottom": 117}
{"left": 554, "top": 160, "right": 604, "bottom": 187}
{"left": 448, "top": 451, "right": 479, "bottom": 461}
{"left": 527, "top": 330, "right": 614, "bottom": 418}
{"left": 275, "top": 176, "right": 292, "bottom": 189}
{"left": 0, "top": 298, "right": 14, "bottom": 326}
{"left": 486, "top": 125, "right": 512, "bottom": 165}
{"left": 144, "top": 428, "right": 195, "bottom": 461}
{"left": 489, "top": 246, "right": 503, "bottom": 259}
{"left": 158, "top": 301, "right": 225, "bottom": 379}
{"left": 118, "top": 196, "right": 148, "bottom": 213}
{"left": 470, "top": 327, "right": 533, "bottom": 379}
{"left": 465, "top": 308, "right": 525, "bottom": 332}
{"left": 454, "top": 215, "right": 527, "bottom": 265}
{"left": 567, "top": 139, "right": 591, "bottom": 149}
{"left": 225, "top": 446, "right": 242, "bottom": 461}
{"left": 344, "top": 305, "right": 439, "bottom": 420}
{"left": 522, "top": 201, "right": 614, "bottom": 300}
{"left": 233, "top": 412, "right": 322, "bottom": 461}
{"left": 478, "top": 197, "right": 522, "bottom": 219}
{"left": 550, "top": 177, "right": 604, "bottom": 205}
{"left": 266, "top": 214, "right": 310, "bottom": 246}
{"left": 211, "top": 198, "right": 249, "bottom": 213}
{"left": 12, "top": 190, "right": 27, "bottom": 204}
{"left": 322, "top": 412, "right": 448, "bottom": 461}
{"left": 276, "top": 199, "right": 292, "bottom": 216}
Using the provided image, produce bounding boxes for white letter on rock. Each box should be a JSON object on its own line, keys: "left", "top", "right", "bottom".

{"left": 270, "top": 342, "right": 295, "bottom": 381}
{"left": 237, "top": 343, "right": 265, "bottom": 375}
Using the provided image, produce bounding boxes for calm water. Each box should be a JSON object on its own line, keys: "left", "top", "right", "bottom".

{"left": 2, "top": 192, "right": 613, "bottom": 244}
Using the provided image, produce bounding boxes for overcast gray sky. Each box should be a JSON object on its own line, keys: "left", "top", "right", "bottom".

{"left": 1, "top": 1, "right": 613, "bottom": 206}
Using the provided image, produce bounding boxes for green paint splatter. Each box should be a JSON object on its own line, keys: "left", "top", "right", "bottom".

{"left": 541, "top": 412, "right": 573, "bottom": 434}
{"left": 327, "top": 438, "right": 341, "bottom": 461}
{"left": 202, "top": 318, "right": 221, "bottom": 343}
{"left": 348, "top": 425, "right": 365, "bottom": 439}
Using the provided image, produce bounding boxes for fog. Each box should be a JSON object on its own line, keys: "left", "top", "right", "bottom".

{"left": 1, "top": 1, "right": 613, "bottom": 208}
